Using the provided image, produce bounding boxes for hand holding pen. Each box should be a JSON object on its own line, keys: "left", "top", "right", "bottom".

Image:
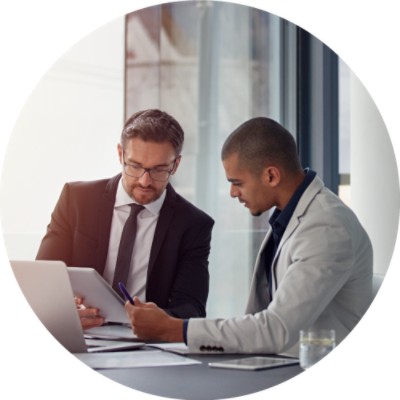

{"left": 118, "top": 282, "right": 136, "bottom": 305}
{"left": 120, "top": 282, "right": 183, "bottom": 342}
{"left": 118, "top": 282, "right": 156, "bottom": 309}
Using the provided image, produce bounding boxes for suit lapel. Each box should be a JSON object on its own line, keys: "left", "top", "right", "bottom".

{"left": 275, "top": 175, "right": 324, "bottom": 256}
{"left": 147, "top": 184, "right": 176, "bottom": 277}
{"left": 95, "top": 174, "right": 120, "bottom": 274}
{"left": 246, "top": 229, "right": 272, "bottom": 312}
{"left": 264, "top": 176, "right": 325, "bottom": 294}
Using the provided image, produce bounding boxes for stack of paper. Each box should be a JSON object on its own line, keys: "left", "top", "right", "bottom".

{"left": 75, "top": 349, "right": 200, "bottom": 369}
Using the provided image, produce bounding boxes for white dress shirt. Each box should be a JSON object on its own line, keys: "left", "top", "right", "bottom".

{"left": 103, "top": 180, "right": 166, "bottom": 300}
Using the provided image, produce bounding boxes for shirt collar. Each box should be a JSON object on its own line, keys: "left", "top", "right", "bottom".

{"left": 114, "top": 179, "right": 166, "bottom": 216}
{"left": 269, "top": 168, "right": 316, "bottom": 234}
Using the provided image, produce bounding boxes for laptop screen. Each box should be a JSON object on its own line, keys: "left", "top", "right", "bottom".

{"left": 10, "top": 260, "right": 87, "bottom": 353}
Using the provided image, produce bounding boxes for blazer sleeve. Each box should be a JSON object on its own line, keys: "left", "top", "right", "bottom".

{"left": 36, "top": 183, "right": 74, "bottom": 264}
{"left": 164, "top": 214, "right": 214, "bottom": 319}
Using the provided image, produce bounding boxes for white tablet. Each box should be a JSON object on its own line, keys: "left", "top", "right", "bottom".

{"left": 67, "top": 267, "right": 129, "bottom": 324}
{"left": 209, "top": 356, "right": 299, "bottom": 371}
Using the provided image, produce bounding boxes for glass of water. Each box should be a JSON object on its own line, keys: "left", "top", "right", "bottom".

{"left": 299, "top": 329, "right": 336, "bottom": 370}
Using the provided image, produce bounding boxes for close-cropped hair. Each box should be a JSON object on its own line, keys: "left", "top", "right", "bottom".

{"left": 121, "top": 109, "right": 184, "bottom": 155}
{"left": 221, "top": 117, "right": 302, "bottom": 174}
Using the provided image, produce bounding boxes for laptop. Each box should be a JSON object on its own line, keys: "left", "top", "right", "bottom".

{"left": 10, "top": 260, "right": 144, "bottom": 353}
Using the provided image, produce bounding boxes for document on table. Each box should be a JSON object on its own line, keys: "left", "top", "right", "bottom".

{"left": 74, "top": 349, "right": 201, "bottom": 369}
{"left": 148, "top": 342, "right": 189, "bottom": 355}
{"left": 84, "top": 324, "right": 137, "bottom": 340}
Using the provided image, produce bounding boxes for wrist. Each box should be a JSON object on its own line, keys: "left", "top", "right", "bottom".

{"left": 165, "top": 317, "right": 184, "bottom": 342}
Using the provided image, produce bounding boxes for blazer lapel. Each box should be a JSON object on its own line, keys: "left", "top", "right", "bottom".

{"left": 270, "top": 175, "right": 325, "bottom": 280}
{"left": 95, "top": 174, "right": 120, "bottom": 274}
{"left": 275, "top": 175, "right": 324, "bottom": 256}
{"left": 147, "top": 184, "right": 176, "bottom": 277}
{"left": 246, "top": 229, "right": 272, "bottom": 312}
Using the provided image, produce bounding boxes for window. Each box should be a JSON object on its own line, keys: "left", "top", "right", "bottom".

{"left": 125, "top": 2, "right": 298, "bottom": 317}
{"left": 125, "top": 2, "right": 349, "bottom": 317}
{"left": 338, "top": 60, "right": 351, "bottom": 206}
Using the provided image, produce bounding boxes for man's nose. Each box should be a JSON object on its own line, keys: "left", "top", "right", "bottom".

{"left": 230, "top": 184, "right": 238, "bottom": 198}
{"left": 138, "top": 170, "right": 152, "bottom": 186}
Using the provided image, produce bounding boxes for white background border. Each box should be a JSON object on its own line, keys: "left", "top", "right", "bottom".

{"left": 1, "top": 1, "right": 399, "bottom": 399}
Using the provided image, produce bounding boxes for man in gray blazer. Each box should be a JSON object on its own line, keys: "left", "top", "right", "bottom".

{"left": 37, "top": 109, "right": 214, "bottom": 329}
{"left": 125, "top": 117, "right": 373, "bottom": 356}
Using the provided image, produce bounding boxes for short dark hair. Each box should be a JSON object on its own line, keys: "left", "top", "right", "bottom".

{"left": 221, "top": 117, "right": 302, "bottom": 174}
{"left": 121, "top": 109, "right": 184, "bottom": 155}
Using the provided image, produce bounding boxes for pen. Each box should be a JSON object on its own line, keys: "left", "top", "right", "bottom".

{"left": 118, "top": 282, "right": 135, "bottom": 305}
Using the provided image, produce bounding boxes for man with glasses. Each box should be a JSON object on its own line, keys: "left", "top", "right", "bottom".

{"left": 36, "top": 109, "right": 214, "bottom": 329}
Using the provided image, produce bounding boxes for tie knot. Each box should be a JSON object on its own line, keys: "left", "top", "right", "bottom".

{"left": 129, "top": 203, "right": 144, "bottom": 216}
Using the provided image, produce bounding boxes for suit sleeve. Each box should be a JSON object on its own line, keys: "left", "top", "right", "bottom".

{"left": 36, "top": 183, "right": 73, "bottom": 264}
{"left": 165, "top": 214, "right": 214, "bottom": 319}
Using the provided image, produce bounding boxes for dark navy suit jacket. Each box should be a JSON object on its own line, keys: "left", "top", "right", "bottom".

{"left": 36, "top": 174, "right": 214, "bottom": 318}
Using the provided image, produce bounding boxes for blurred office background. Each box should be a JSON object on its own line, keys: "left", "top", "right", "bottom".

{"left": 1, "top": 1, "right": 399, "bottom": 318}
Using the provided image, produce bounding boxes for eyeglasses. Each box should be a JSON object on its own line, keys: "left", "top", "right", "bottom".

{"left": 122, "top": 156, "right": 177, "bottom": 182}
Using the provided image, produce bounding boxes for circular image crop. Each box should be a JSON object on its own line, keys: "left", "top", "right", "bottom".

{"left": 1, "top": 1, "right": 399, "bottom": 400}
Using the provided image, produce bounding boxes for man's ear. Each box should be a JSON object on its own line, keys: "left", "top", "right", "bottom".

{"left": 117, "top": 143, "right": 123, "bottom": 164}
{"left": 171, "top": 155, "right": 182, "bottom": 174}
{"left": 262, "top": 166, "right": 280, "bottom": 187}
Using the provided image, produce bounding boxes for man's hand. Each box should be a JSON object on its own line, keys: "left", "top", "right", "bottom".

{"left": 74, "top": 296, "right": 105, "bottom": 330}
{"left": 125, "top": 297, "right": 184, "bottom": 342}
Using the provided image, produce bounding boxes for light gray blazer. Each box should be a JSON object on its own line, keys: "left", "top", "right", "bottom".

{"left": 187, "top": 175, "right": 373, "bottom": 356}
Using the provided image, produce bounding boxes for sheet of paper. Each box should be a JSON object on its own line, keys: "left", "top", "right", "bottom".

{"left": 74, "top": 349, "right": 201, "bottom": 369}
{"left": 85, "top": 339, "right": 145, "bottom": 353}
{"left": 148, "top": 342, "right": 189, "bottom": 355}
{"left": 84, "top": 324, "right": 137, "bottom": 340}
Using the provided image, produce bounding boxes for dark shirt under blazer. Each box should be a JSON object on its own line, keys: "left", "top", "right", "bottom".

{"left": 36, "top": 174, "right": 215, "bottom": 318}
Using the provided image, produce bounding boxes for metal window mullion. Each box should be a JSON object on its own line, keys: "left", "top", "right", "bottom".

{"left": 296, "top": 28, "right": 339, "bottom": 193}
